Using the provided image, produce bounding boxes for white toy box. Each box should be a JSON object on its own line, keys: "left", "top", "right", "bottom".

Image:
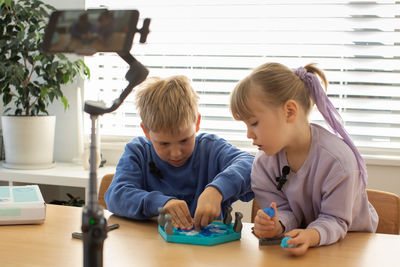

{"left": 0, "top": 185, "right": 46, "bottom": 225}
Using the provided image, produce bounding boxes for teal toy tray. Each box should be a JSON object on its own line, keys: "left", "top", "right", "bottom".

{"left": 158, "top": 221, "right": 241, "bottom": 246}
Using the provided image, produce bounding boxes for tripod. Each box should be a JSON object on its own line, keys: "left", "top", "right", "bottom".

{"left": 81, "top": 53, "right": 149, "bottom": 267}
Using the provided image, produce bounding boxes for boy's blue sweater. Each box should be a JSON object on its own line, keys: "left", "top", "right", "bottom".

{"left": 105, "top": 133, "right": 254, "bottom": 219}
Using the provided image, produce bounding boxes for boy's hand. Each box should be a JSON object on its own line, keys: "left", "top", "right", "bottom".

{"left": 253, "top": 202, "right": 283, "bottom": 238}
{"left": 282, "top": 228, "right": 320, "bottom": 256}
{"left": 194, "top": 186, "right": 223, "bottom": 230}
{"left": 163, "top": 199, "right": 193, "bottom": 230}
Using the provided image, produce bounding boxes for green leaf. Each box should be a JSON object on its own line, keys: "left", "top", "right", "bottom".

{"left": 61, "top": 96, "right": 68, "bottom": 110}
{"left": 63, "top": 73, "right": 70, "bottom": 83}
{"left": 0, "top": 82, "right": 8, "bottom": 92}
{"left": 3, "top": 93, "right": 12, "bottom": 105}
{"left": 40, "top": 87, "right": 47, "bottom": 98}
{"left": 4, "top": 0, "right": 12, "bottom": 7}
{"left": 56, "top": 54, "right": 67, "bottom": 61}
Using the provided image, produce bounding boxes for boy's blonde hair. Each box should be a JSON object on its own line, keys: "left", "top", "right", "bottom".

{"left": 230, "top": 62, "right": 327, "bottom": 121}
{"left": 135, "top": 75, "right": 199, "bottom": 134}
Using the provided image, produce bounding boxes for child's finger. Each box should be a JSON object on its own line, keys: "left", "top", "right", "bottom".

{"left": 255, "top": 225, "right": 276, "bottom": 235}
{"left": 285, "top": 228, "right": 302, "bottom": 238}
{"left": 255, "top": 221, "right": 275, "bottom": 231}
{"left": 257, "top": 209, "right": 273, "bottom": 220}
{"left": 171, "top": 212, "right": 186, "bottom": 228}
{"left": 172, "top": 219, "right": 179, "bottom": 228}
{"left": 194, "top": 214, "right": 206, "bottom": 230}
{"left": 195, "top": 207, "right": 218, "bottom": 229}
{"left": 284, "top": 231, "right": 305, "bottom": 248}
{"left": 284, "top": 243, "right": 308, "bottom": 256}
{"left": 178, "top": 206, "right": 193, "bottom": 228}
{"left": 179, "top": 205, "right": 193, "bottom": 224}
{"left": 254, "top": 215, "right": 275, "bottom": 230}
{"left": 254, "top": 218, "right": 278, "bottom": 238}
{"left": 270, "top": 202, "right": 278, "bottom": 216}
{"left": 170, "top": 206, "right": 192, "bottom": 229}
{"left": 255, "top": 216, "right": 275, "bottom": 227}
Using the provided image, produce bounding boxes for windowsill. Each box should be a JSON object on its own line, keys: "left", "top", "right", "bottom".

{"left": 0, "top": 161, "right": 116, "bottom": 196}
{"left": 363, "top": 154, "right": 400, "bottom": 167}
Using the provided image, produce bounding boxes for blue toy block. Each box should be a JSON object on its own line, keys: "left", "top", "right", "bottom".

{"left": 280, "top": 236, "right": 294, "bottom": 248}
{"left": 158, "top": 221, "right": 241, "bottom": 246}
{"left": 263, "top": 206, "right": 275, "bottom": 217}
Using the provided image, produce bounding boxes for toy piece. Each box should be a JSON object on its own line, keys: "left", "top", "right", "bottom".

{"left": 259, "top": 237, "right": 282, "bottom": 246}
{"left": 164, "top": 214, "right": 173, "bottom": 235}
{"left": 157, "top": 207, "right": 166, "bottom": 227}
{"left": 233, "top": 212, "right": 243, "bottom": 233}
{"left": 157, "top": 206, "right": 243, "bottom": 246}
{"left": 223, "top": 206, "right": 233, "bottom": 225}
{"left": 263, "top": 206, "right": 275, "bottom": 217}
{"left": 158, "top": 221, "right": 241, "bottom": 246}
{"left": 281, "top": 236, "right": 294, "bottom": 248}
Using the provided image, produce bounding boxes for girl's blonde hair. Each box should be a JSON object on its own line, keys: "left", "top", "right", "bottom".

{"left": 135, "top": 75, "right": 199, "bottom": 134}
{"left": 230, "top": 62, "right": 368, "bottom": 188}
{"left": 230, "top": 62, "right": 327, "bottom": 121}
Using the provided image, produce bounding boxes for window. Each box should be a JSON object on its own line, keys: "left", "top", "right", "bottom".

{"left": 84, "top": 0, "right": 400, "bottom": 160}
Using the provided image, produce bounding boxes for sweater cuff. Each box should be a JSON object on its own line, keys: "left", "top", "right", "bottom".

{"left": 207, "top": 180, "right": 233, "bottom": 201}
{"left": 307, "top": 224, "right": 326, "bottom": 246}
{"left": 149, "top": 194, "right": 175, "bottom": 217}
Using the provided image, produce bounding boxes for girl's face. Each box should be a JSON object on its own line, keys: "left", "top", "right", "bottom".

{"left": 242, "top": 85, "right": 289, "bottom": 155}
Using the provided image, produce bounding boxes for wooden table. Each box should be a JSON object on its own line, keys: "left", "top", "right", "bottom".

{"left": 0, "top": 204, "right": 399, "bottom": 267}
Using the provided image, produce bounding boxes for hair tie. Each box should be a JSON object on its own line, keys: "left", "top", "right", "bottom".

{"left": 295, "top": 67, "right": 367, "bottom": 188}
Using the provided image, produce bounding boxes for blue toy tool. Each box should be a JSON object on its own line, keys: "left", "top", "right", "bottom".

{"left": 280, "top": 236, "right": 294, "bottom": 248}
{"left": 158, "top": 221, "right": 241, "bottom": 246}
{"left": 263, "top": 206, "right": 275, "bottom": 217}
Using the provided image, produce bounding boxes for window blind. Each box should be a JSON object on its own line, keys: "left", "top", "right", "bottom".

{"left": 84, "top": 0, "right": 400, "bottom": 157}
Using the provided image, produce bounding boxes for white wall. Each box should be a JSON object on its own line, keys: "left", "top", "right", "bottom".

{"left": 45, "top": 0, "right": 87, "bottom": 163}
{"left": 47, "top": 79, "right": 85, "bottom": 163}
{"left": 367, "top": 164, "right": 400, "bottom": 196}
{"left": 44, "top": 0, "right": 85, "bottom": 9}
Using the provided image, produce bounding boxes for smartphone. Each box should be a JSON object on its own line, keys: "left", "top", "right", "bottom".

{"left": 42, "top": 9, "right": 142, "bottom": 55}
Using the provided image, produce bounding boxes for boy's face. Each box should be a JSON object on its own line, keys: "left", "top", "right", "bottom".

{"left": 141, "top": 115, "right": 201, "bottom": 167}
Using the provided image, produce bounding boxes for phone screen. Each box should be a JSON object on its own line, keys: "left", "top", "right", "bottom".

{"left": 43, "top": 9, "right": 139, "bottom": 55}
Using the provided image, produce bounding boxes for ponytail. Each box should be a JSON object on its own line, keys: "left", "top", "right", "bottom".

{"left": 295, "top": 66, "right": 367, "bottom": 188}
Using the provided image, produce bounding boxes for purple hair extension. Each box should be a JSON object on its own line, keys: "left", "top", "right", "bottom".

{"left": 295, "top": 67, "right": 367, "bottom": 187}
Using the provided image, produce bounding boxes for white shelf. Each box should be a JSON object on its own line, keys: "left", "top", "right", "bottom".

{"left": 0, "top": 161, "right": 115, "bottom": 199}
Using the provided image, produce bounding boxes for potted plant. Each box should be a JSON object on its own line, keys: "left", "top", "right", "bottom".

{"left": 0, "top": 0, "right": 90, "bottom": 169}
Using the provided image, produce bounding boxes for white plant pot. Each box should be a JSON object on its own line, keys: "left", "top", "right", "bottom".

{"left": 1, "top": 116, "right": 56, "bottom": 169}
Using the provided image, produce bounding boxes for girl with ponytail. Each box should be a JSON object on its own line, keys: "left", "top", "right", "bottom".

{"left": 230, "top": 62, "right": 378, "bottom": 256}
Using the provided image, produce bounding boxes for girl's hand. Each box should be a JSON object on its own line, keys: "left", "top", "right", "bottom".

{"left": 283, "top": 228, "right": 321, "bottom": 256}
{"left": 163, "top": 199, "right": 193, "bottom": 230}
{"left": 253, "top": 202, "right": 283, "bottom": 238}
